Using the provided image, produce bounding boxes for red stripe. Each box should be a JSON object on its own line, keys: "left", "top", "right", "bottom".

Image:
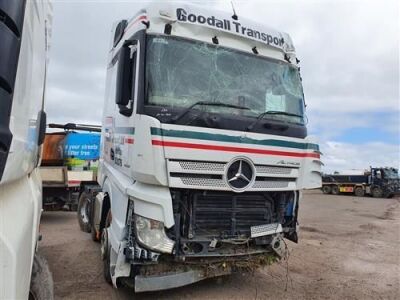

{"left": 68, "top": 180, "right": 81, "bottom": 185}
{"left": 124, "top": 15, "right": 147, "bottom": 34}
{"left": 152, "top": 140, "right": 320, "bottom": 158}
{"left": 125, "top": 137, "right": 134, "bottom": 144}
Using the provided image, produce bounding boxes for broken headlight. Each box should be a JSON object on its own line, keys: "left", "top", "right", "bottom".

{"left": 134, "top": 214, "right": 175, "bottom": 254}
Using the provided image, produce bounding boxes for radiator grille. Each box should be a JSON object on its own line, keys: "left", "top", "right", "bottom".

{"left": 192, "top": 193, "right": 274, "bottom": 237}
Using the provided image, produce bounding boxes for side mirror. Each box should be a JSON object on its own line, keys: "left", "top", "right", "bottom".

{"left": 37, "top": 110, "right": 46, "bottom": 146}
{"left": 115, "top": 44, "right": 133, "bottom": 107}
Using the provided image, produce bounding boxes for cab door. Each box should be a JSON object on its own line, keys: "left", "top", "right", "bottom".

{"left": 110, "top": 39, "right": 139, "bottom": 178}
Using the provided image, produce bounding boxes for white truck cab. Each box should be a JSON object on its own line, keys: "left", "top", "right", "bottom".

{"left": 83, "top": 3, "right": 321, "bottom": 293}
{"left": 0, "top": 1, "right": 53, "bottom": 299}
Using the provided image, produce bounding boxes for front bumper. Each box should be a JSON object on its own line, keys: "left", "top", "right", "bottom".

{"left": 134, "top": 269, "right": 220, "bottom": 292}
{"left": 133, "top": 252, "right": 277, "bottom": 292}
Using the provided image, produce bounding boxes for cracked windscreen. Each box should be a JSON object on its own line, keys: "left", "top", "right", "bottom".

{"left": 383, "top": 168, "right": 399, "bottom": 179}
{"left": 146, "top": 35, "right": 305, "bottom": 124}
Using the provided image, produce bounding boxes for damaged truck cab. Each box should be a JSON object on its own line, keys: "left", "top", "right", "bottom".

{"left": 81, "top": 3, "right": 322, "bottom": 292}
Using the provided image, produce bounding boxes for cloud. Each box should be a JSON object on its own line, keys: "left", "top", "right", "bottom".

{"left": 307, "top": 110, "right": 400, "bottom": 142}
{"left": 321, "top": 141, "right": 399, "bottom": 173}
{"left": 229, "top": 0, "right": 399, "bottom": 114}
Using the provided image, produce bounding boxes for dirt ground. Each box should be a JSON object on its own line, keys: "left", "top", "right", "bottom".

{"left": 40, "top": 191, "right": 400, "bottom": 300}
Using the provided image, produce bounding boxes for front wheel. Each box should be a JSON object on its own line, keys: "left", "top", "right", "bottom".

{"left": 102, "top": 211, "right": 113, "bottom": 284}
{"left": 354, "top": 186, "right": 365, "bottom": 197}
{"left": 77, "top": 191, "right": 91, "bottom": 233}
{"left": 102, "top": 229, "right": 112, "bottom": 284}
{"left": 29, "top": 254, "right": 54, "bottom": 300}
{"left": 372, "top": 187, "right": 383, "bottom": 198}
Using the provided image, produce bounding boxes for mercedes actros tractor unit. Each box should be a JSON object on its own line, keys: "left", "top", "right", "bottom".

{"left": 0, "top": 1, "right": 53, "bottom": 299}
{"left": 78, "top": 3, "right": 322, "bottom": 293}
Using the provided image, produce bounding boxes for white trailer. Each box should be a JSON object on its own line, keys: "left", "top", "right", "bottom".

{"left": 0, "top": 1, "right": 53, "bottom": 299}
{"left": 79, "top": 3, "right": 322, "bottom": 293}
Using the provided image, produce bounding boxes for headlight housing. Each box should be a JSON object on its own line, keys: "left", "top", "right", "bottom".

{"left": 134, "top": 214, "right": 175, "bottom": 254}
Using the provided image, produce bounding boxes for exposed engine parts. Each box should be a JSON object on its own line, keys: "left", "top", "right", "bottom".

{"left": 165, "top": 190, "right": 298, "bottom": 257}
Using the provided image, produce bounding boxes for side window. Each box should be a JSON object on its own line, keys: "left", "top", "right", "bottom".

{"left": 130, "top": 48, "right": 137, "bottom": 106}
{"left": 115, "top": 42, "right": 138, "bottom": 116}
{"left": 109, "top": 64, "right": 118, "bottom": 106}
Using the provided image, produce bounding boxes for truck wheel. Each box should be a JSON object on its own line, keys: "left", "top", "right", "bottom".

{"left": 102, "top": 211, "right": 112, "bottom": 284}
{"left": 103, "top": 240, "right": 112, "bottom": 284}
{"left": 29, "top": 254, "right": 54, "bottom": 300}
{"left": 77, "top": 191, "right": 91, "bottom": 233}
{"left": 372, "top": 187, "right": 383, "bottom": 198}
{"left": 331, "top": 185, "right": 340, "bottom": 195}
{"left": 322, "top": 185, "right": 332, "bottom": 194}
{"left": 354, "top": 186, "right": 365, "bottom": 197}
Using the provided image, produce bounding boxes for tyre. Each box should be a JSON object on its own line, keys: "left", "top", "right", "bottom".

{"left": 29, "top": 254, "right": 54, "bottom": 300}
{"left": 331, "top": 185, "right": 340, "bottom": 195}
{"left": 103, "top": 239, "right": 112, "bottom": 284}
{"left": 372, "top": 187, "right": 383, "bottom": 198}
{"left": 102, "top": 211, "right": 112, "bottom": 284}
{"left": 77, "top": 191, "right": 91, "bottom": 233}
{"left": 322, "top": 185, "right": 332, "bottom": 194}
{"left": 354, "top": 186, "right": 365, "bottom": 197}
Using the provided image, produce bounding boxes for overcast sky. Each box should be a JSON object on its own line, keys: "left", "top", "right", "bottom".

{"left": 46, "top": 0, "right": 399, "bottom": 173}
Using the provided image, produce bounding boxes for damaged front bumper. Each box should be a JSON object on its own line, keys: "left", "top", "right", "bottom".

{"left": 134, "top": 269, "right": 220, "bottom": 292}
{"left": 133, "top": 250, "right": 280, "bottom": 292}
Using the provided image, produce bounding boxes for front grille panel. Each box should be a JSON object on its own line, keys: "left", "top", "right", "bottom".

{"left": 252, "top": 181, "right": 290, "bottom": 189}
{"left": 180, "top": 177, "right": 226, "bottom": 187}
{"left": 192, "top": 192, "right": 274, "bottom": 237}
{"left": 255, "top": 165, "right": 293, "bottom": 174}
{"left": 177, "top": 160, "right": 225, "bottom": 172}
{"left": 167, "top": 159, "right": 298, "bottom": 191}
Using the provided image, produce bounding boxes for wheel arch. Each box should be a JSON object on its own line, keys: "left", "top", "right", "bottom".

{"left": 99, "top": 177, "right": 112, "bottom": 233}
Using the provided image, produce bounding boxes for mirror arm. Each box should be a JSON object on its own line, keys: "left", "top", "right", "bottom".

{"left": 123, "top": 39, "right": 137, "bottom": 47}
{"left": 119, "top": 100, "right": 133, "bottom": 117}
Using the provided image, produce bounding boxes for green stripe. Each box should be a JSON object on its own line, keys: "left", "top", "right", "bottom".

{"left": 150, "top": 127, "right": 319, "bottom": 151}
{"left": 115, "top": 127, "right": 135, "bottom": 134}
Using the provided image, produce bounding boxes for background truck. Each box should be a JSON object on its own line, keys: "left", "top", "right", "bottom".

{"left": 322, "top": 167, "right": 400, "bottom": 198}
{"left": 40, "top": 123, "right": 101, "bottom": 210}
{"left": 78, "top": 3, "right": 322, "bottom": 293}
{"left": 0, "top": 1, "right": 53, "bottom": 299}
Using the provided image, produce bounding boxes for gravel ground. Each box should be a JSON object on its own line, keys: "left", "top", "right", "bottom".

{"left": 40, "top": 191, "right": 400, "bottom": 300}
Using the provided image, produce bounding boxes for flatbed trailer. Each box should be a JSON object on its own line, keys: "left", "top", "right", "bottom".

{"left": 40, "top": 124, "right": 100, "bottom": 210}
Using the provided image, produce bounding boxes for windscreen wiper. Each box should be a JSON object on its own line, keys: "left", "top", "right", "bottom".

{"left": 246, "top": 111, "right": 304, "bottom": 131}
{"left": 171, "top": 101, "right": 250, "bottom": 124}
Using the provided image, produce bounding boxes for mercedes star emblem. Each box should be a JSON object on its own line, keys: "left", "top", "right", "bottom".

{"left": 225, "top": 157, "right": 256, "bottom": 192}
